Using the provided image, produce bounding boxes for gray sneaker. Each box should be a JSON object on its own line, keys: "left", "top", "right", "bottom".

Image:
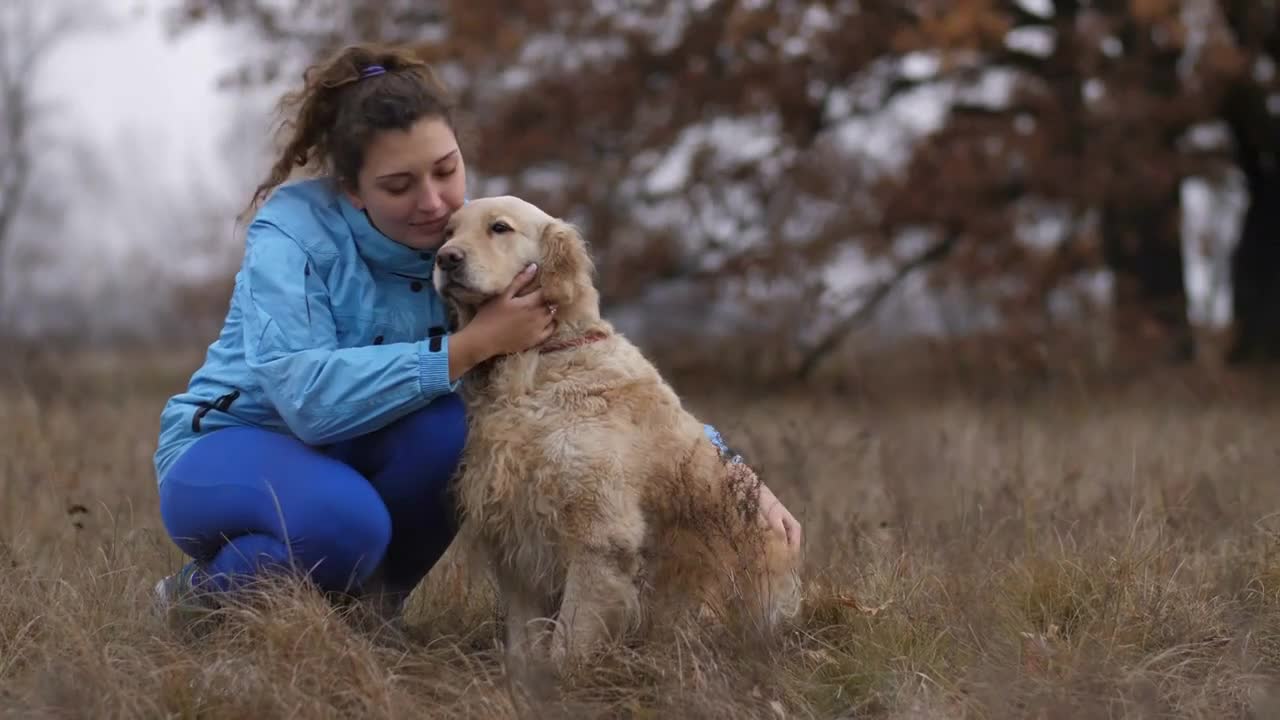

{"left": 152, "top": 562, "right": 219, "bottom": 627}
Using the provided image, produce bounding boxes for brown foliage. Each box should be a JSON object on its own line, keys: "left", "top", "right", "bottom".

{"left": 172, "top": 0, "right": 1280, "bottom": 372}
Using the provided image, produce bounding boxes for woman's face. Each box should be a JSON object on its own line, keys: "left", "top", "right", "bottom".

{"left": 345, "top": 116, "right": 467, "bottom": 251}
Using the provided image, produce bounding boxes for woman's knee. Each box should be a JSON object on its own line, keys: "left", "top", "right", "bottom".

{"left": 158, "top": 426, "right": 394, "bottom": 591}
{"left": 288, "top": 479, "right": 393, "bottom": 590}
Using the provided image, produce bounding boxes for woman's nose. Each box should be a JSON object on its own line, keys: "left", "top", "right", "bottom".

{"left": 417, "top": 183, "right": 443, "bottom": 213}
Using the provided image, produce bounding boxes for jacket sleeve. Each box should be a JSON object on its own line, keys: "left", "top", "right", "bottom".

{"left": 703, "top": 423, "right": 745, "bottom": 464}
{"left": 239, "top": 219, "right": 459, "bottom": 446}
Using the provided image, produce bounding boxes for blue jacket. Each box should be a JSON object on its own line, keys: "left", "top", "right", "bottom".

{"left": 153, "top": 178, "right": 459, "bottom": 484}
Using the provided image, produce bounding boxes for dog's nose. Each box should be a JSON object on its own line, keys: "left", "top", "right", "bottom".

{"left": 436, "top": 246, "right": 465, "bottom": 273}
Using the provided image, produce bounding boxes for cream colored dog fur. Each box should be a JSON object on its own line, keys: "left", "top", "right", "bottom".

{"left": 431, "top": 196, "right": 801, "bottom": 668}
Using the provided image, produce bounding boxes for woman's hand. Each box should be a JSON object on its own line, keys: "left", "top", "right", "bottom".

{"left": 469, "top": 263, "right": 558, "bottom": 356}
{"left": 449, "top": 263, "right": 557, "bottom": 379}
{"left": 758, "top": 482, "right": 802, "bottom": 552}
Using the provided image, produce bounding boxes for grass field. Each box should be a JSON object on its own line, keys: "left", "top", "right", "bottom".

{"left": 3, "top": 345, "right": 1280, "bottom": 718}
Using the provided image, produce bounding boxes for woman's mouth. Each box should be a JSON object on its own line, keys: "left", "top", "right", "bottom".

{"left": 410, "top": 216, "right": 448, "bottom": 232}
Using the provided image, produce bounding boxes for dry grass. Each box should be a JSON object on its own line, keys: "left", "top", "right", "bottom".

{"left": 3, "top": 344, "right": 1280, "bottom": 719}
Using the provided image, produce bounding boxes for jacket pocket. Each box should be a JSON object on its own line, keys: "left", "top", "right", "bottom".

{"left": 333, "top": 312, "right": 404, "bottom": 349}
{"left": 192, "top": 389, "right": 241, "bottom": 432}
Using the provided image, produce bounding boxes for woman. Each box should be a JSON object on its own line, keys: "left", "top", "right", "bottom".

{"left": 152, "top": 42, "right": 801, "bottom": 623}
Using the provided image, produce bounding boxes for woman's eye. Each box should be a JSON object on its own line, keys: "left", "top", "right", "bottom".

{"left": 490, "top": 221, "right": 512, "bottom": 234}
{"left": 385, "top": 184, "right": 411, "bottom": 195}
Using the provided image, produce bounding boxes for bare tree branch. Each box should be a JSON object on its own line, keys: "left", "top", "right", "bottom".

{"left": 795, "top": 233, "right": 958, "bottom": 380}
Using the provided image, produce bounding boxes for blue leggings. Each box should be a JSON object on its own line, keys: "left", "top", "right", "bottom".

{"left": 158, "top": 393, "right": 466, "bottom": 598}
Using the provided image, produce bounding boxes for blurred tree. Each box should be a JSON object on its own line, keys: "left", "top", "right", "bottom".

{"left": 920, "top": 0, "right": 1277, "bottom": 365}
{"left": 0, "top": 0, "right": 107, "bottom": 330}
{"left": 0, "top": 1, "right": 84, "bottom": 327}
{"left": 174, "top": 0, "right": 1279, "bottom": 372}
{"left": 1218, "top": 0, "right": 1280, "bottom": 362}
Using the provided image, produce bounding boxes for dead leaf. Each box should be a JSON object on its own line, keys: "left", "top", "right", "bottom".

{"left": 834, "top": 593, "right": 894, "bottom": 616}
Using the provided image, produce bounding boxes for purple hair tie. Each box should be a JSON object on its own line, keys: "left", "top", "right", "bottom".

{"left": 359, "top": 64, "right": 387, "bottom": 79}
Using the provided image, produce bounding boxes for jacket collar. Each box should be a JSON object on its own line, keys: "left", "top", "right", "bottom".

{"left": 337, "top": 192, "right": 436, "bottom": 277}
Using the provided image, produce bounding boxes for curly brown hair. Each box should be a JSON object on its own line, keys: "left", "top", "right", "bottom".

{"left": 244, "top": 42, "right": 459, "bottom": 217}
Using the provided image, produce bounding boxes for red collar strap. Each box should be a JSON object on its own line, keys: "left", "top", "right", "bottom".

{"left": 539, "top": 329, "right": 611, "bottom": 354}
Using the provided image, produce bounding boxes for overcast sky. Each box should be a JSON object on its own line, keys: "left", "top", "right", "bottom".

{"left": 5, "top": 1, "right": 266, "bottom": 335}
{"left": 38, "top": 2, "right": 240, "bottom": 199}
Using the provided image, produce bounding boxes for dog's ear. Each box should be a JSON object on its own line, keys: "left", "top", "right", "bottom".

{"left": 537, "top": 219, "right": 593, "bottom": 307}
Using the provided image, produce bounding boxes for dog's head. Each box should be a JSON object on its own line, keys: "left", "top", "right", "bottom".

{"left": 432, "top": 196, "right": 597, "bottom": 328}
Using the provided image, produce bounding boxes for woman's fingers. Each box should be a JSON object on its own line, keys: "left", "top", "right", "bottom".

{"left": 506, "top": 263, "right": 539, "bottom": 299}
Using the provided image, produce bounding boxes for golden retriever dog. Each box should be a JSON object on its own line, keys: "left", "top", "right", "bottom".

{"left": 431, "top": 196, "right": 801, "bottom": 668}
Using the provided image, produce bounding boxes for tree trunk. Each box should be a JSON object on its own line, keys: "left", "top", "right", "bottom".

{"left": 1101, "top": 191, "right": 1193, "bottom": 364}
{"left": 1223, "top": 82, "right": 1280, "bottom": 363}
{"left": 1229, "top": 173, "right": 1280, "bottom": 362}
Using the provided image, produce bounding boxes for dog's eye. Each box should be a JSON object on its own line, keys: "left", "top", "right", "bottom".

{"left": 490, "top": 221, "right": 513, "bottom": 234}
{"left": 442, "top": 227, "right": 454, "bottom": 240}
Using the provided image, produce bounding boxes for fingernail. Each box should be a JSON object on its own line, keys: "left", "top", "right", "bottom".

{"left": 527, "top": 263, "right": 538, "bottom": 272}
